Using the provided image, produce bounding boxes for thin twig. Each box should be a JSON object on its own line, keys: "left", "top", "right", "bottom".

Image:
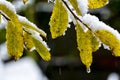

{"left": 61, "top": 0, "right": 91, "bottom": 31}
{"left": 0, "top": 11, "right": 11, "bottom": 21}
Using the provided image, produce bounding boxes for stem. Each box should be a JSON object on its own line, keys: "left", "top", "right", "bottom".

{"left": 0, "top": 11, "right": 11, "bottom": 21}
{"left": 61, "top": 0, "right": 91, "bottom": 31}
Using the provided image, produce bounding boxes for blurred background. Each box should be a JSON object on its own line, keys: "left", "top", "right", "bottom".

{"left": 1, "top": 0, "right": 120, "bottom": 80}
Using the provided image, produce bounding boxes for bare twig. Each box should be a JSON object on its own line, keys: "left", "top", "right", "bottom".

{"left": 0, "top": 11, "right": 11, "bottom": 21}
{"left": 61, "top": 0, "right": 91, "bottom": 30}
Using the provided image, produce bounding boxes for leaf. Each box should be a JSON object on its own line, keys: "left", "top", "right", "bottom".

{"left": 18, "top": 15, "right": 46, "bottom": 38}
{"left": 76, "top": 22, "right": 92, "bottom": 70}
{"left": 23, "top": 32, "right": 35, "bottom": 51}
{"left": 6, "top": 21, "right": 23, "bottom": 60}
{"left": 0, "top": 2, "right": 18, "bottom": 23}
{"left": 50, "top": 0, "right": 68, "bottom": 39}
{"left": 32, "top": 36, "right": 51, "bottom": 61}
{"left": 68, "top": 0, "right": 82, "bottom": 15}
{"left": 88, "top": 0, "right": 109, "bottom": 9}
{"left": 91, "top": 33, "right": 100, "bottom": 52}
{"left": 94, "top": 30, "right": 120, "bottom": 56}
{"left": 23, "top": 0, "right": 28, "bottom": 4}
{"left": 0, "top": 14, "right": 1, "bottom": 23}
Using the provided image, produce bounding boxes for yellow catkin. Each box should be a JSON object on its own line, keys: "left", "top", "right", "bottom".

{"left": 88, "top": 0, "right": 109, "bottom": 9}
{"left": 50, "top": 0, "right": 68, "bottom": 39}
{"left": 94, "top": 30, "right": 120, "bottom": 56}
{"left": 6, "top": 21, "right": 23, "bottom": 60}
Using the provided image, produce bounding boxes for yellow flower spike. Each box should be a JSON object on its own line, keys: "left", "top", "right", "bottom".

{"left": 50, "top": 0, "right": 68, "bottom": 39}
{"left": 94, "top": 30, "right": 120, "bottom": 56}
{"left": 6, "top": 21, "right": 23, "bottom": 60}
{"left": 88, "top": 0, "right": 109, "bottom": 9}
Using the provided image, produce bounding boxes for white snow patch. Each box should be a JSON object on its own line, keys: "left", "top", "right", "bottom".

{"left": 0, "top": 16, "right": 7, "bottom": 30}
{"left": 77, "top": 0, "right": 88, "bottom": 16}
{"left": 107, "top": 72, "right": 119, "bottom": 80}
{"left": 81, "top": 14, "right": 120, "bottom": 40}
{"left": 0, "top": 57, "right": 4, "bottom": 80}
{"left": 103, "top": 44, "right": 110, "bottom": 50}
{"left": 13, "top": 0, "right": 35, "bottom": 12}
{"left": 4, "top": 57, "right": 48, "bottom": 80}
{"left": 31, "top": 30, "right": 51, "bottom": 51}
{"left": 30, "top": 47, "right": 36, "bottom": 52}
{"left": 18, "top": 15, "right": 46, "bottom": 36}
{"left": 0, "top": 43, "right": 10, "bottom": 60}
{"left": 23, "top": 27, "right": 50, "bottom": 51}
{"left": 0, "top": 0, "right": 16, "bottom": 13}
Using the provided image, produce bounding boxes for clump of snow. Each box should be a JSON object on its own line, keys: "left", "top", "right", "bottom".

{"left": 77, "top": 0, "right": 88, "bottom": 15}
{"left": 23, "top": 27, "right": 50, "bottom": 51}
{"left": 48, "top": 0, "right": 55, "bottom": 3}
{"left": 30, "top": 47, "right": 36, "bottom": 52}
{"left": 31, "top": 30, "right": 51, "bottom": 51}
{"left": 0, "top": 0, "right": 16, "bottom": 13}
{"left": 81, "top": 14, "right": 120, "bottom": 40}
{"left": 18, "top": 15, "right": 46, "bottom": 36}
{"left": 103, "top": 44, "right": 110, "bottom": 50}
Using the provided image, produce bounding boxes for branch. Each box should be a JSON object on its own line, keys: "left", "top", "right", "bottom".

{"left": 61, "top": 0, "right": 91, "bottom": 31}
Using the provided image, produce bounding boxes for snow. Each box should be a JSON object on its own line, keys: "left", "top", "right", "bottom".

{"left": 13, "top": 0, "right": 35, "bottom": 12}
{"left": 103, "top": 44, "right": 110, "bottom": 50}
{"left": 31, "top": 30, "right": 51, "bottom": 51}
{"left": 30, "top": 47, "right": 36, "bottom": 52}
{"left": 107, "top": 72, "right": 119, "bottom": 80}
{"left": 81, "top": 14, "right": 120, "bottom": 40}
{"left": 18, "top": 15, "right": 46, "bottom": 36}
{"left": 77, "top": 0, "right": 88, "bottom": 16}
{"left": 0, "top": 59, "right": 4, "bottom": 80}
{"left": 0, "top": 16, "right": 7, "bottom": 30}
{"left": 0, "top": 43, "right": 48, "bottom": 80}
{"left": 3, "top": 57, "right": 48, "bottom": 80}
{"left": 0, "top": 43, "right": 10, "bottom": 60}
{"left": 48, "top": 0, "right": 55, "bottom": 3}
{"left": 23, "top": 27, "right": 50, "bottom": 51}
{"left": 0, "top": 0, "right": 16, "bottom": 13}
